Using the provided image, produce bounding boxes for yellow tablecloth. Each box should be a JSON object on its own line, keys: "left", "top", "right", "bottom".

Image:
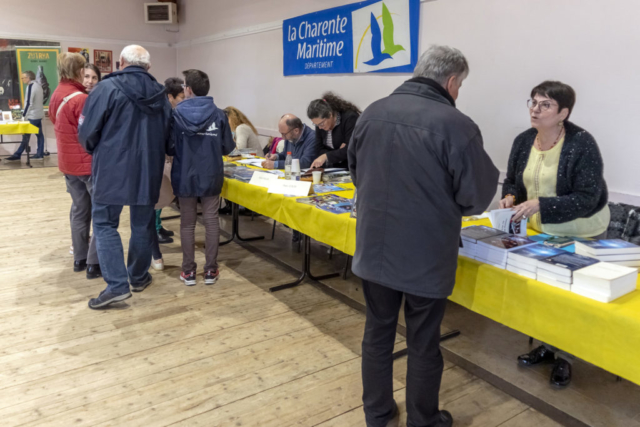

{"left": 221, "top": 166, "right": 640, "bottom": 386}
{"left": 0, "top": 122, "right": 39, "bottom": 135}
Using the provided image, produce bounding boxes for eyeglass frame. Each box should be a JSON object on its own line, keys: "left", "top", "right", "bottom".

{"left": 527, "top": 98, "right": 559, "bottom": 112}
{"left": 281, "top": 127, "right": 297, "bottom": 140}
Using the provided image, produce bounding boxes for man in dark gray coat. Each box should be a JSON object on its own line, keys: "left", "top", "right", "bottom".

{"left": 348, "top": 45, "right": 499, "bottom": 427}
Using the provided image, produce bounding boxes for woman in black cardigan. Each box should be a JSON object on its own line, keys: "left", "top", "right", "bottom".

{"left": 307, "top": 92, "right": 361, "bottom": 169}
{"left": 501, "top": 81, "right": 610, "bottom": 388}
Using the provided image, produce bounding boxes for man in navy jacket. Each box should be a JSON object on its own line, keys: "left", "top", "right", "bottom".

{"left": 261, "top": 114, "right": 320, "bottom": 170}
{"left": 78, "top": 45, "right": 172, "bottom": 309}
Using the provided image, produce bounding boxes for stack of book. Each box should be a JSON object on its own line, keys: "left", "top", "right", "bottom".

{"left": 575, "top": 239, "right": 640, "bottom": 268}
{"left": 572, "top": 262, "right": 639, "bottom": 302}
{"left": 475, "top": 235, "right": 537, "bottom": 268}
{"left": 506, "top": 244, "right": 566, "bottom": 280}
{"left": 536, "top": 253, "right": 600, "bottom": 290}
{"left": 459, "top": 226, "right": 506, "bottom": 259}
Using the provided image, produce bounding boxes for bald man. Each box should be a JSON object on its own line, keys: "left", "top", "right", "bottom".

{"left": 261, "top": 114, "right": 321, "bottom": 170}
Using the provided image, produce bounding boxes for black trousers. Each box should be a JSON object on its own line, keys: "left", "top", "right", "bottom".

{"left": 362, "top": 280, "right": 447, "bottom": 427}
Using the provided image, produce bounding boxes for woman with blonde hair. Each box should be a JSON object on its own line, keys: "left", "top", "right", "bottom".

{"left": 223, "top": 106, "right": 261, "bottom": 152}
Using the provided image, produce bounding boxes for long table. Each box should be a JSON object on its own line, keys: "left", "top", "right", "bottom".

{"left": 0, "top": 122, "right": 40, "bottom": 167}
{"left": 220, "top": 169, "right": 640, "bottom": 386}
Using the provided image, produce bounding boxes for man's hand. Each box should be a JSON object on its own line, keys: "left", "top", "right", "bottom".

{"left": 261, "top": 159, "right": 275, "bottom": 169}
{"left": 311, "top": 154, "right": 328, "bottom": 169}
{"left": 265, "top": 153, "right": 278, "bottom": 161}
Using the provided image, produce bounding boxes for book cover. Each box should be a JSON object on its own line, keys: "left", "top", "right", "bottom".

{"left": 313, "top": 184, "right": 347, "bottom": 194}
{"left": 477, "top": 235, "right": 536, "bottom": 251}
{"left": 538, "top": 253, "right": 600, "bottom": 276}
{"left": 489, "top": 208, "right": 528, "bottom": 236}
{"left": 508, "top": 244, "right": 565, "bottom": 265}
{"left": 317, "top": 202, "right": 353, "bottom": 215}
{"left": 297, "top": 194, "right": 346, "bottom": 206}
{"left": 575, "top": 239, "right": 640, "bottom": 256}
{"left": 461, "top": 225, "right": 506, "bottom": 243}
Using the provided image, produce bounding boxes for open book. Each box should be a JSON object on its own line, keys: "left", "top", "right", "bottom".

{"left": 489, "top": 208, "right": 528, "bottom": 236}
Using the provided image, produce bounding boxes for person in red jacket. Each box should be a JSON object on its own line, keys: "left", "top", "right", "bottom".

{"left": 49, "top": 53, "right": 101, "bottom": 279}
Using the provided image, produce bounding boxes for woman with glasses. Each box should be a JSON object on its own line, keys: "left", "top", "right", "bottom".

{"left": 307, "top": 92, "right": 361, "bottom": 169}
{"left": 500, "top": 80, "right": 610, "bottom": 388}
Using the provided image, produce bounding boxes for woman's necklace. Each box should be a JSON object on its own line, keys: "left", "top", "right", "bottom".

{"left": 536, "top": 126, "right": 564, "bottom": 151}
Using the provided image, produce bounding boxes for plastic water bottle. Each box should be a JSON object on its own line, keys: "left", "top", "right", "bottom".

{"left": 284, "top": 151, "right": 293, "bottom": 180}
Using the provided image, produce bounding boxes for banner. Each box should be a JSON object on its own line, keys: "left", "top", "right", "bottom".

{"left": 283, "top": 0, "right": 419, "bottom": 76}
{"left": 16, "top": 47, "right": 60, "bottom": 110}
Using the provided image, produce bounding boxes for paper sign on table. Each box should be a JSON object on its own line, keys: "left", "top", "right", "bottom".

{"left": 268, "top": 179, "right": 312, "bottom": 197}
{"left": 249, "top": 171, "right": 279, "bottom": 188}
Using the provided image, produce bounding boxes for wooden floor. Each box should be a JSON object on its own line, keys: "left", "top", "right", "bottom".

{"left": 0, "top": 168, "right": 561, "bottom": 427}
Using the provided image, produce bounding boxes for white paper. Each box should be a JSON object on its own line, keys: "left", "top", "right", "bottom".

{"left": 249, "top": 171, "right": 279, "bottom": 188}
{"left": 268, "top": 179, "right": 312, "bottom": 197}
{"left": 489, "top": 208, "right": 527, "bottom": 236}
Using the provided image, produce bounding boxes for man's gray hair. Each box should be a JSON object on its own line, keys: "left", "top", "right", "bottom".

{"left": 413, "top": 45, "right": 469, "bottom": 85}
{"left": 120, "top": 45, "right": 151, "bottom": 69}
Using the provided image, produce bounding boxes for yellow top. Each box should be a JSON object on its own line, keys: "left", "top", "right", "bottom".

{"left": 522, "top": 137, "right": 610, "bottom": 238}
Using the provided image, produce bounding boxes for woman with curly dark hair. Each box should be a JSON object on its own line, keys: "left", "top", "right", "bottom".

{"left": 307, "top": 92, "right": 361, "bottom": 169}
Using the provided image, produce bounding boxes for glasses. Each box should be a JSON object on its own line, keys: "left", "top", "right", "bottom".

{"left": 181, "top": 84, "right": 187, "bottom": 89}
{"left": 315, "top": 118, "right": 329, "bottom": 129}
{"left": 527, "top": 99, "right": 557, "bottom": 112}
{"left": 281, "top": 128, "right": 295, "bottom": 139}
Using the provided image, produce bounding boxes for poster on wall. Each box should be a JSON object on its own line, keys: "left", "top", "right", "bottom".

{"left": 0, "top": 39, "right": 59, "bottom": 112}
{"left": 94, "top": 49, "right": 112, "bottom": 74}
{"left": 282, "top": 0, "right": 419, "bottom": 76}
{"left": 69, "top": 47, "right": 90, "bottom": 63}
{"left": 16, "top": 47, "right": 60, "bottom": 110}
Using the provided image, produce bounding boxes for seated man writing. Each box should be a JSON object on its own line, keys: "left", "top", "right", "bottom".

{"left": 261, "top": 114, "right": 320, "bottom": 169}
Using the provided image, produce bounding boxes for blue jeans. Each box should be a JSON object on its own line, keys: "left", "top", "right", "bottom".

{"left": 92, "top": 203, "right": 155, "bottom": 295}
{"left": 14, "top": 119, "right": 44, "bottom": 157}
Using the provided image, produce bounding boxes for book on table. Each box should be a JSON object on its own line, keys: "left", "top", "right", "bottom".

{"left": 507, "top": 244, "right": 565, "bottom": 271}
{"left": 488, "top": 208, "right": 528, "bottom": 236}
{"left": 313, "top": 184, "right": 346, "bottom": 194}
{"left": 475, "top": 234, "right": 537, "bottom": 267}
{"left": 460, "top": 225, "right": 506, "bottom": 259}
{"left": 537, "top": 252, "right": 600, "bottom": 278}
{"left": 506, "top": 264, "right": 537, "bottom": 280}
{"left": 572, "top": 262, "right": 639, "bottom": 303}
{"left": 575, "top": 239, "right": 640, "bottom": 256}
{"left": 537, "top": 271, "right": 572, "bottom": 291}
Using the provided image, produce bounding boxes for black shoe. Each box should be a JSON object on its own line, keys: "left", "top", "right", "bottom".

{"left": 131, "top": 275, "right": 152, "bottom": 293}
{"left": 218, "top": 205, "right": 232, "bottom": 215}
{"left": 4, "top": 155, "right": 20, "bottom": 162}
{"left": 31, "top": 155, "right": 44, "bottom": 160}
{"left": 88, "top": 290, "right": 131, "bottom": 309}
{"left": 292, "top": 230, "right": 301, "bottom": 243}
{"left": 158, "top": 227, "right": 174, "bottom": 237}
{"left": 44, "top": 152, "right": 50, "bottom": 156}
{"left": 157, "top": 233, "right": 174, "bottom": 244}
{"left": 435, "top": 410, "right": 453, "bottom": 427}
{"left": 74, "top": 259, "right": 87, "bottom": 272}
{"left": 517, "top": 345, "right": 555, "bottom": 366}
{"left": 551, "top": 358, "right": 572, "bottom": 387}
{"left": 86, "top": 264, "right": 102, "bottom": 279}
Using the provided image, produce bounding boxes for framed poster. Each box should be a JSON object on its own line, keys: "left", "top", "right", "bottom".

{"left": 16, "top": 47, "right": 60, "bottom": 110}
{"left": 94, "top": 50, "right": 112, "bottom": 74}
{"left": 69, "top": 47, "right": 90, "bottom": 63}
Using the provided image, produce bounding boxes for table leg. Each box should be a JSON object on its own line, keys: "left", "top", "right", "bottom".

{"left": 270, "top": 234, "right": 340, "bottom": 292}
{"left": 220, "top": 202, "right": 265, "bottom": 246}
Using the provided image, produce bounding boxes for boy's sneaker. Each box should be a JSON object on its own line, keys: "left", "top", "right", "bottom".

{"left": 204, "top": 269, "right": 219, "bottom": 285}
{"left": 151, "top": 258, "right": 165, "bottom": 271}
{"left": 180, "top": 271, "right": 197, "bottom": 286}
{"left": 88, "top": 290, "right": 131, "bottom": 309}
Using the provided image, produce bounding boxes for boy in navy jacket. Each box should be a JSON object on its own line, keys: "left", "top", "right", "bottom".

{"left": 168, "top": 69, "right": 236, "bottom": 285}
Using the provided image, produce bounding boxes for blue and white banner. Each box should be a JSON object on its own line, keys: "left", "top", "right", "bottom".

{"left": 283, "top": 0, "right": 420, "bottom": 76}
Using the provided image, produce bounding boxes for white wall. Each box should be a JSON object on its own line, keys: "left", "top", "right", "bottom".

{"left": 0, "top": 0, "right": 177, "bottom": 153}
{"left": 176, "top": 0, "right": 640, "bottom": 200}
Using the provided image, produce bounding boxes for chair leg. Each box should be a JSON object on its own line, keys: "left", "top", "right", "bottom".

{"left": 271, "top": 220, "right": 277, "bottom": 240}
{"left": 529, "top": 337, "right": 534, "bottom": 345}
{"left": 329, "top": 247, "right": 334, "bottom": 260}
